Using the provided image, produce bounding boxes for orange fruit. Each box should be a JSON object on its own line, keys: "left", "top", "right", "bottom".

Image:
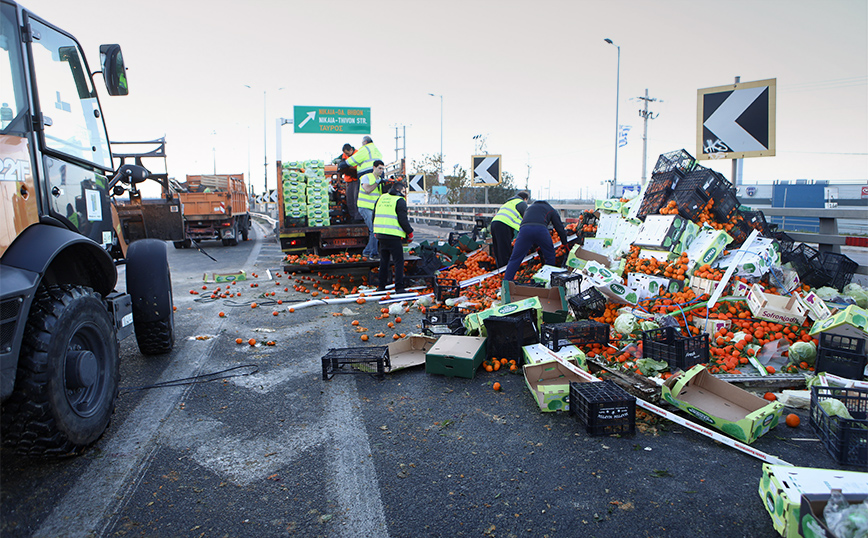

{"left": 289, "top": 308, "right": 295, "bottom": 313}
{"left": 785, "top": 413, "right": 800, "bottom": 427}
{"left": 351, "top": 320, "right": 360, "bottom": 326}
{"left": 492, "top": 361, "right": 501, "bottom": 371}
{"left": 766, "top": 365, "right": 776, "bottom": 374}
{"left": 219, "top": 312, "right": 225, "bottom": 317}
{"left": 248, "top": 338, "right": 256, "bottom": 346}
{"left": 235, "top": 338, "right": 243, "bottom": 344}
{"left": 763, "top": 392, "right": 777, "bottom": 401}
{"left": 395, "top": 317, "right": 402, "bottom": 323}
{"left": 251, "top": 302, "right": 258, "bottom": 309}
{"left": 361, "top": 334, "right": 369, "bottom": 341}
{"left": 492, "top": 382, "right": 501, "bottom": 391}
{"left": 484, "top": 364, "right": 494, "bottom": 372}
{"left": 173, "top": 306, "right": 178, "bottom": 311}
{"left": 272, "top": 311, "right": 278, "bottom": 316}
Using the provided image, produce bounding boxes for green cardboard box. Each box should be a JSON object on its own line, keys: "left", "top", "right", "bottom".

{"left": 759, "top": 464, "right": 868, "bottom": 538}
{"left": 501, "top": 281, "right": 567, "bottom": 323}
{"left": 463, "top": 296, "right": 543, "bottom": 336}
{"left": 809, "top": 304, "right": 868, "bottom": 339}
{"left": 594, "top": 198, "right": 623, "bottom": 213}
{"left": 566, "top": 245, "right": 611, "bottom": 270}
{"left": 633, "top": 214, "right": 689, "bottom": 250}
{"left": 425, "top": 335, "right": 487, "bottom": 379}
{"left": 532, "top": 265, "right": 570, "bottom": 287}
{"left": 684, "top": 226, "right": 732, "bottom": 273}
{"left": 799, "top": 493, "right": 868, "bottom": 538}
{"left": 715, "top": 237, "right": 781, "bottom": 277}
{"left": 523, "top": 359, "right": 589, "bottom": 412}
{"left": 662, "top": 364, "right": 783, "bottom": 443}
{"left": 672, "top": 220, "right": 700, "bottom": 256}
{"left": 626, "top": 272, "right": 684, "bottom": 300}
{"left": 522, "top": 343, "right": 587, "bottom": 369}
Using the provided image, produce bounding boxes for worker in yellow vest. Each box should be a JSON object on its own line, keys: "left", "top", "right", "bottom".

{"left": 490, "top": 191, "right": 529, "bottom": 268}
{"left": 373, "top": 181, "right": 413, "bottom": 293}
{"left": 340, "top": 136, "right": 383, "bottom": 259}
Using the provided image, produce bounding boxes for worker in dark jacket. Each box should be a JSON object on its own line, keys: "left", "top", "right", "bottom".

{"left": 490, "top": 191, "right": 529, "bottom": 268}
{"left": 373, "top": 181, "right": 413, "bottom": 293}
{"left": 503, "top": 200, "right": 570, "bottom": 281}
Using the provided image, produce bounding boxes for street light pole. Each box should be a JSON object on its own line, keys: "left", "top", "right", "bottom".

{"left": 428, "top": 93, "right": 443, "bottom": 182}
{"left": 604, "top": 38, "right": 620, "bottom": 199}
{"left": 245, "top": 85, "right": 284, "bottom": 195}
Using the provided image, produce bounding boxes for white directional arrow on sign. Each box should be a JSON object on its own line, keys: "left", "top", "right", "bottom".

{"left": 474, "top": 156, "right": 499, "bottom": 184}
{"left": 408, "top": 174, "right": 424, "bottom": 192}
{"left": 298, "top": 110, "right": 316, "bottom": 129}
{"left": 704, "top": 86, "right": 767, "bottom": 153}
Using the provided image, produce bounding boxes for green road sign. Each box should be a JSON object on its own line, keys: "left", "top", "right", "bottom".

{"left": 293, "top": 106, "right": 371, "bottom": 134}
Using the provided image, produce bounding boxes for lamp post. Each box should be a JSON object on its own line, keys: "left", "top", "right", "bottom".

{"left": 428, "top": 93, "right": 443, "bottom": 183}
{"left": 604, "top": 38, "right": 620, "bottom": 199}
{"left": 244, "top": 85, "right": 284, "bottom": 195}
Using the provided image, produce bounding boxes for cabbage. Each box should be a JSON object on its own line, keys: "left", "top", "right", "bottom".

{"left": 613, "top": 313, "right": 638, "bottom": 336}
{"left": 788, "top": 341, "right": 817, "bottom": 365}
{"left": 636, "top": 357, "right": 668, "bottom": 376}
{"left": 843, "top": 283, "right": 868, "bottom": 308}
{"left": 639, "top": 320, "right": 660, "bottom": 332}
{"left": 819, "top": 398, "right": 854, "bottom": 420}
{"left": 814, "top": 286, "right": 840, "bottom": 300}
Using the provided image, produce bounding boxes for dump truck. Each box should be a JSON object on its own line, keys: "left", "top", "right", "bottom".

{"left": 174, "top": 174, "right": 250, "bottom": 247}
{"left": 1, "top": 0, "right": 176, "bottom": 455}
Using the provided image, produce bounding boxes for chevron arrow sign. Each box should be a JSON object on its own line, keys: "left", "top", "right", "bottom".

{"left": 697, "top": 78, "right": 775, "bottom": 161}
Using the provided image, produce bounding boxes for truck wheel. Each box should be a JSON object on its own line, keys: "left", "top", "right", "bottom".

{"left": 222, "top": 223, "right": 239, "bottom": 247}
{"left": 0, "top": 285, "right": 119, "bottom": 456}
{"left": 126, "top": 239, "right": 175, "bottom": 355}
{"left": 173, "top": 239, "right": 192, "bottom": 249}
{"left": 241, "top": 218, "right": 249, "bottom": 241}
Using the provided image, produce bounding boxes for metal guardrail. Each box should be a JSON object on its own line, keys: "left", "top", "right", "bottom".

{"left": 407, "top": 204, "right": 868, "bottom": 275}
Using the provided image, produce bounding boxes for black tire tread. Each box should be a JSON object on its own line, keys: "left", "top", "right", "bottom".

{"left": 134, "top": 318, "right": 174, "bottom": 355}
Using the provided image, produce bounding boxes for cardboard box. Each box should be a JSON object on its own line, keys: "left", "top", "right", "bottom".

{"left": 464, "top": 296, "right": 544, "bottom": 336}
{"left": 627, "top": 273, "right": 685, "bottom": 300}
{"left": 633, "top": 214, "right": 690, "bottom": 250}
{"left": 684, "top": 227, "right": 732, "bottom": 271}
{"left": 425, "top": 335, "right": 487, "bottom": 379}
{"left": 594, "top": 212, "right": 622, "bottom": 239}
{"left": 585, "top": 273, "right": 640, "bottom": 305}
{"left": 758, "top": 464, "right": 868, "bottom": 538}
{"left": 799, "top": 493, "right": 868, "bottom": 538}
{"left": 566, "top": 245, "right": 611, "bottom": 270}
{"left": 639, "top": 248, "right": 678, "bottom": 263}
{"left": 594, "top": 198, "right": 623, "bottom": 213}
{"left": 747, "top": 283, "right": 808, "bottom": 326}
{"left": 714, "top": 237, "right": 781, "bottom": 277}
{"left": 809, "top": 304, "right": 868, "bottom": 339}
{"left": 610, "top": 218, "right": 642, "bottom": 257}
{"left": 204, "top": 270, "right": 247, "bottom": 283}
{"left": 387, "top": 336, "right": 438, "bottom": 371}
{"left": 523, "top": 359, "right": 590, "bottom": 412}
{"left": 581, "top": 260, "right": 619, "bottom": 284}
{"left": 688, "top": 274, "right": 723, "bottom": 297}
{"left": 662, "top": 365, "right": 784, "bottom": 443}
{"left": 795, "top": 291, "right": 832, "bottom": 322}
{"left": 692, "top": 317, "right": 731, "bottom": 337}
{"left": 501, "top": 281, "right": 567, "bottom": 323}
{"left": 671, "top": 220, "right": 700, "bottom": 256}
{"left": 522, "top": 343, "right": 587, "bottom": 369}
{"left": 582, "top": 237, "right": 615, "bottom": 256}
{"left": 532, "top": 265, "right": 570, "bottom": 287}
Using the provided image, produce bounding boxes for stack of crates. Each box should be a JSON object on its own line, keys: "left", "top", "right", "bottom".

{"left": 282, "top": 162, "right": 307, "bottom": 226}
{"left": 304, "top": 159, "right": 330, "bottom": 227}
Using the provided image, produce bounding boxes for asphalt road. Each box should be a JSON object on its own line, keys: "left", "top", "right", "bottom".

{"left": 0, "top": 221, "right": 861, "bottom": 538}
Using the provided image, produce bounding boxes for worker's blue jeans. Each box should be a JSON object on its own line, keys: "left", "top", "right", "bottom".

{"left": 360, "top": 207, "right": 378, "bottom": 258}
{"left": 503, "top": 224, "right": 556, "bottom": 281}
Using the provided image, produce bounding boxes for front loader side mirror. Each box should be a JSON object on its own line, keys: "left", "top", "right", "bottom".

{"left": 108, "top": 164, "right": 148, "bottom": 191}
{"left": 99, "top": 44, "right": 128, "bottom": 96}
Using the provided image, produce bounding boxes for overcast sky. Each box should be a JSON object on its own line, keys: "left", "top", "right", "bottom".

{"left": 30, "top": 0, "right": 868, "bottom": 199}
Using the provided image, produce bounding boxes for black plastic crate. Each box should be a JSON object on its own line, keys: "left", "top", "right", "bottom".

{"left": 818, "top": 251, "right": 859, "bottom": 291}
{"left": 810, "top": 386, "right": 868, "bottom": 468}
{"left": 652, "top": 149, "right": 696, "bottom": 175}
{"left": 647, "top": 169, "right": 684, "bottom": 194}
{"left": 541, "top": 320, "right": 610, "bottom": 352}
{"left": 321, "top": 346, "right": 390, "bottom": 380}
{"left": 581, "top": 211, "right": 599, "bottom": 226}
{"left": 642, "top": 326, "right": 709, "bottom": 371}
{"left": 741, "top": 210, "right": 772, "bottom": 236}
{"left": 771, "top": 231, "right": 796, "bottom": 256}
{"left": 422, "top": 308, "right": 466, "bottom": 336}
{"left": 675, "top": 167, "right": 729, "bottom": 198}
{"left": 569, "top": 381, "right": 636, "bottom": 436}
{"left": 434, "top": 277, "right": 461, "bottom": 301}
{"left": 816, "top": 333, "right": 867, "bottom": 380}
{"left": 550, "top": 272, "right": 583, "bottom": 298}
{"left": 672, "top": 187, "right": 710, "bottom": 221}
{"left": 783, "top": 244, "right": 830, "bottom": 288}
{"left": 711, "top": 188, "right": 740, "bottom": 222}
{"left": 637, "top": 189, "right": 672, "bottom": 220}
{"left": 483, "top": 310, "right": 540, "bottom": 361}
{"left": 727, "top": 217, "right": 753, "bottom": 247}
{"left": 447, "top": 232, "right": 468, "bottom": 247}
{"left": 568, "top": 287, "right": 607, "bottom": 319}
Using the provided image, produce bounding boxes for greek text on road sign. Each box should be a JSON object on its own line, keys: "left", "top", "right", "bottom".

{"left": 472, "top": 155, "right": 501, "bottom": 186}
{"left": 293, "top": 106, "right": 371, "bottom": 134}
{"left": 696, "top": 78, "right": 775, "bottom": 160}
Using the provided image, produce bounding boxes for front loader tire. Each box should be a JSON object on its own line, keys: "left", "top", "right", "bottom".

{"left": 126, "top": 239, "right": 175, "bottom": 355}
{"left": 0, "top": 285, "right": 119, "bottom": 456}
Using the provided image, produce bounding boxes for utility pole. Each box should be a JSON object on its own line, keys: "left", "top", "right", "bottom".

{"left": 637, "top": 88, "right": 660, "bottom": 186}
{"left": 393, "top": 125, "right": 406, "bottom": 164}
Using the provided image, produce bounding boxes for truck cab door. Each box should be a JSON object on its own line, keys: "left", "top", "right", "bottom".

{"left": 25, "top": 15, "right": 114, "bottom": 247}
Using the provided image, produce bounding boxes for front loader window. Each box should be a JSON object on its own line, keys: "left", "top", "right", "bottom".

{"left": 28, "top": 18, "right": 112, "bottom": 170}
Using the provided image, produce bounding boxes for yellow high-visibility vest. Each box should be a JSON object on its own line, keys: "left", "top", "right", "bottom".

{"left": 373, "top": 193, "right": 406, "bottom": 238}
{"left": 491, "top": 197, "right": 524, "bottom": 230}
